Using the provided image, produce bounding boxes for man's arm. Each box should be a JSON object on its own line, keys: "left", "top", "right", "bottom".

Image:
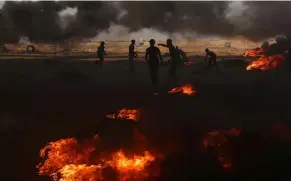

{"left": 145, "top": 49, "right": 149, "bottom": 62}
{"left": 204, "top": 54, "right": 208, "bottom": 60}
{"left": 157, "top": 48, "right": 163, "bottom": 61}
{"left": 104, "top": 48, "right": 107, "bottom": 56}
{"left": 158, "top": 43, "right": 168, "bottom": 48}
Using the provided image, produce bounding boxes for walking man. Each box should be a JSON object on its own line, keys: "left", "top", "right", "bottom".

{"left": 158, "top": 39, "right": 181, "bottom": 85}
{"left": 145, "top": 39, "right": 163, "bottom": 92}
{"left": 128, "top": 39, "right": 136, "bottom": 73}
{"left": 97, "top": 41, "right": 107, "bottom": 68}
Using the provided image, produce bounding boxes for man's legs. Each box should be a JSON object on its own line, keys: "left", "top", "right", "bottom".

{"left": 129, "top": 57, "right": 135, "bottom": 73}
{"left": 99, "top": 57, "right": 104, "bottom": 68}
{"left": 204, "top": 59, "right": 212, "bottom": 71}
{"left": 212, "top": 58, "right": 220, "bottom": 71}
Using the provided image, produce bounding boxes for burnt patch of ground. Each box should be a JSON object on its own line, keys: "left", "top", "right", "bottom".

{"left": 1, "top": 57, "right": 291, "bottom": 181}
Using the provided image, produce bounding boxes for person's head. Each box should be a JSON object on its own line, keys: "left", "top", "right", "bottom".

{"left": 100, "top": 41, "right": 105, "bottom": 46}
{"left": 205, "top": 48, "right": 209, "bottom": 53}
{"left": 131, "top": 39, "right": 136, "bottom": 44}
{"left": 167, "top": 39, "right": 172, "bottom": 46}
{"left": 149, "top": 39, "right": 155, "bottom": 46}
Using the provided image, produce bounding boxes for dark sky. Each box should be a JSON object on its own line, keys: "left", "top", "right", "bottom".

{"left": 0, "top": 1, "right": 290, "bottom": 43}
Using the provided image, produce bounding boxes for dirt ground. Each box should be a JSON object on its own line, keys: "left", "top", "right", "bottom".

{"left": 2, "top": 54, "right": 291, "bottom": 181}
{"left": 4, "top": 38, "right": 262, "bottom": 56}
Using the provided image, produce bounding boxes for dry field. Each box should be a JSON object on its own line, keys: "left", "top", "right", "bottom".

{"left": 2, "top": 38, "right": 265, "bottom": 58}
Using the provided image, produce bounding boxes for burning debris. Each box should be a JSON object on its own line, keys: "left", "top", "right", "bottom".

{"left": 243, "top": 48, "right": 265, "bottom": 58}
{"left": 106, "top": 108, "right": 141, "bottom": 121}
{"left": 244, "top": 36, "right": 291, "bottom": 71}
{"left": 37, "top": 134, "right": 157, "bottom": 181}
{"left": 203, "top": 128, "right": 241, "bottom": 169}
{"left": 168, "top": 84, "right": 196, "bottom": 96}
{"left": 246, "top": 54, "right": 285, "bottom": 71}
{"left": 184, "top": 60, "right": 196, "bottom": 66}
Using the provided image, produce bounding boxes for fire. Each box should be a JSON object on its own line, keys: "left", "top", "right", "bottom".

{"left": 107, "top": 151, "right": 155, "bottom": 181}
{"left": 168, "top": 84, "right": 196, "bottom": 96}
{"left": 106, "top": 108, "right": 140, "bottom": 121}
{"left": 37, "top": 135, "right": 156, "bottom": 181}
{"left": 203, "top": 128, "right": 241, "bottom": 170}
{"left": 184, "top": 60, "right": 196, "bottom": 66}
{"left": 246, "top": 54, "right": 285, "bottom": 71}
{"left": 243, "top": 48, "right": 265, "bottom": 58}
{"left": 58, "top": 164, "right": 104, "bottom": 181}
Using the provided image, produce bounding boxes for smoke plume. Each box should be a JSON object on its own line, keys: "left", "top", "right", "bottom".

{"left": 0, "top": 1, "right": 291, "bottom": 43}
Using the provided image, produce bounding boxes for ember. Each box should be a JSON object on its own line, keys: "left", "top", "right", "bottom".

{"left": 37, "top": 135, "right": 156, "bottom": 181}
{"left": 168, "top": 84, "right": 196, "bottom": 96}
{"left": 203, "top": 128, "right": 241, "bottom": 170}
{"left": 243, "top": 48, "right": 265, "bottom": 58}
{"left": 106, "top": 108, "right": 140, "bottom": 121}
{"left": 184, "top": 60, "right": 196, "bottom": 66}
{"left": 246, "top": 54, "right": 285, "bottom": 71}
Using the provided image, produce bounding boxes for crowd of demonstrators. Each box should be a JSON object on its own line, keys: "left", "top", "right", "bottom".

{"left": 95, "top": 39, "right": 219, "bottom": 93}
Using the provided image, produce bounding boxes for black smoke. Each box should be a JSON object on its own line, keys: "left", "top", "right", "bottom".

{"left": 0, "top": 1, "right": 119, "bottom": 43}
{"left": 1, "top": 1, "right": 291, "bottom": 43}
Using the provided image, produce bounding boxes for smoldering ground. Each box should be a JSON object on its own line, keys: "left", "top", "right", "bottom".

{"left": 1, "top": 54, "right": 291, "bottom": 181}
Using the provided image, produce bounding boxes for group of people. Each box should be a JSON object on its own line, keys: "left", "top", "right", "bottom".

{"left": 96, "top": 39, "right": 218, "bottom": 92}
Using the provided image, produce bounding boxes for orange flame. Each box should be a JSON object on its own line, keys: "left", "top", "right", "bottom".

{"left": 107, "top": 151, "right": 155, "bottom": 181}
{"left": 106, "top": 108, "right": 140, "bottom": 121}
{"left": 243, "top": 48, "right": 265, "bottom": 58}
{"left": 168, "top": 84, "right": 196, "bottom": 96}
{"left": 202, "top": 128, "right": 241, "bottom": 170}
{"left": 246, "top": 54, "right": 285, "bottom": 71}
{"left": 37, "top": 135, "right": 156, "bottom": 181}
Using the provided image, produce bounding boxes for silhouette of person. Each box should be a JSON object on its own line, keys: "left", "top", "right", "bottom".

{"left": 128, "top": 40, "right": 136, "bottom": 73}
{"left": 97, "top": 41, "right": 107, "bottom": 68}
{"left": 158, "top": 39, "right": 181, "bottom": 85}
{"left": 145, "top": 39, "right": 163, "bottom": 92}
{"left": 176, "top": 46, "right": 188, "bottom": 62}
{"left": 204, "top": 48, "right": 219, "bottom": 71}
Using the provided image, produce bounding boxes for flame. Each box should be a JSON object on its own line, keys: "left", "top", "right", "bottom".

{"left": 107, "top": 151, "right": 155, "bottom": 181}
{"left": 243, "top": 48, "right": 265, "bottom": 58}
{"left": 37, "top": 135, "right": 156, "bottom": 181}
{"left": 184, "top": 60, "right": 196, "bottom": 66}
{"left": 203, "top": 128, "right": 241, "bottom": 170}
{"left": 58, "top": 164, "right": 104, "bottom": 181}
{"left": 246, "top": 54, "right": 285, "bottom": 71}
{"left": 106, "top": 108, "right": 140, "bottom": 121}
{"left": 168, "top": 84, "right": 196, "bottom": 96}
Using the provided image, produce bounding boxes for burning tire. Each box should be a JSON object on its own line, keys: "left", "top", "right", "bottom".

{"left": 26, "top": 45, "right": 35, "bottom": 54}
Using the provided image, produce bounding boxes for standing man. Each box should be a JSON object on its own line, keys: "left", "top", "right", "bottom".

{"left": 158, "top": 39, "right": 181, "bottom": 85}
{"left": 145, "top": 39, "right": 163, "bottom": 93}
{"left": 204, "top": 48, "right": 219, "bottom": 71}
{"left": 97, "top": 41, "right": 107, "bottom": 68}
{"left": 128, "top": 39, "right": 136, "bottom": 73}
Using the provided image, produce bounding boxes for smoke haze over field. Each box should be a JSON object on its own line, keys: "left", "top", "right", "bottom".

{"left": 0, "top": 1, "right": 291, "bottom": 43}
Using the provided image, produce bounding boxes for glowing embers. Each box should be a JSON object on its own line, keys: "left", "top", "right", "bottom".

{"left": 203, "top": 128, "right": 241, "bottom": 170}
{"left": 168, "top": 84, "right": 196, "bottom": 96}
{"left": 106, "top": 108, "right": 141, "bottom": 121}
{"left": 184, "top": 60, "right": 196, "bottom": 66}
{"left": 37, "top": 134, "right": 157, "bottom": 181}
{"left": 243, "top": 48, "right": 265, "bottom": 58}
{"left": 246, "top": 54, "right": 285, "bottom": 71}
